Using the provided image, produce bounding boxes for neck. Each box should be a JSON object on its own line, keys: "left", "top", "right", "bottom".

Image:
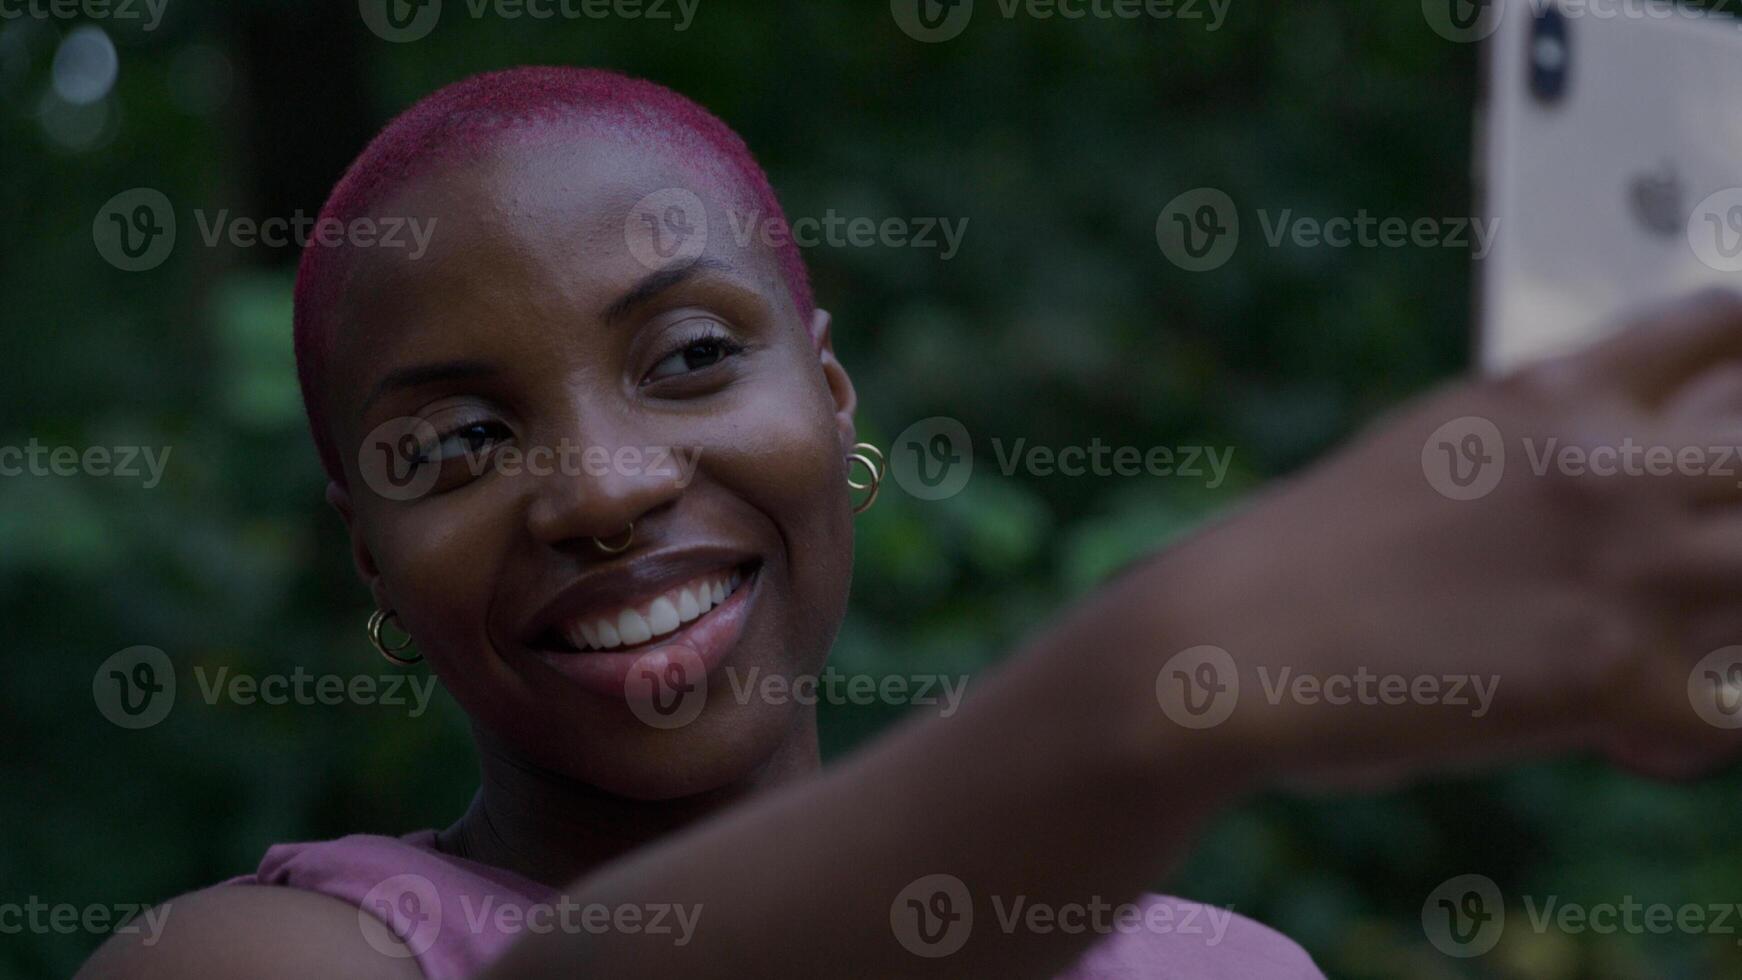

{"left": 437, "top": 716, "right": 821, "bottom": 889}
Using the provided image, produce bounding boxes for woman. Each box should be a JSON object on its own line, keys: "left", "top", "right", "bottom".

{"left": 79, "top": 66, "right": 1742, "bottom": 979}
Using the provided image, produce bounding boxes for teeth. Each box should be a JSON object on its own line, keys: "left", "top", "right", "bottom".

{"left": 618, "top": 608, "right": 653, "bottom": 646}
{"left": 597, "top": 619, "right": 622, "bottom": 650}
{"left": 648, "top": 597, "right": 680, "bottom": 636}
{"left": 557, "top": 567, "right": 747, "bottom": 652}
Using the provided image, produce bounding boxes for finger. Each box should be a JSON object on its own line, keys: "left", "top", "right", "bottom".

{"left": 1660, "top": 421, "right": 1742, "bottom": 507}
{"left": 1575, "top": 289, "right": 1742, "bottom": 405}
{"left": 1633, "top": 513, "right": 1742, "bottom": 592}
{"left": 1664, "top": 363, "right": 1742, "bottom": 425}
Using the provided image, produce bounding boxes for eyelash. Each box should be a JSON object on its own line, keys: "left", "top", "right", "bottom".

{"left": 643, "top": 324, "right": 748, "bottom": 385}
{"left": 424, "top": 419, "right": 511, "bottom": 463}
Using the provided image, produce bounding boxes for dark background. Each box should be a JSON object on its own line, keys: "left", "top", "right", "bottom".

{"left": 6, "top": 1, "right": 1741, "bottom": 977}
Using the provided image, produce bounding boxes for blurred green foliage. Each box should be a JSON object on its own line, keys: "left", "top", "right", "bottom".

{"left": 6, "top": 1, "right": 1742, "bottom": 977}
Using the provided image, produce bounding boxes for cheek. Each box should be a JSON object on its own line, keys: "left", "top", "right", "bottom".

{"left": 691, "top": 361, "right": 856, "bottom": 648}
{"left": 701, "top": 351, "right": 851, "bottom": 532}
{"left": 366, "top": 501, "right": 513, "bottom": 671}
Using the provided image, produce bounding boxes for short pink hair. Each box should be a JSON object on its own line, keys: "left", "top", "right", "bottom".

{"left": 294, "top": 66, "right": 815, "bottom": 485}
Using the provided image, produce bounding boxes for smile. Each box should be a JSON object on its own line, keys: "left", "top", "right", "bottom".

{"left": 546, "top": 565, "right": 748, "bottom": 653}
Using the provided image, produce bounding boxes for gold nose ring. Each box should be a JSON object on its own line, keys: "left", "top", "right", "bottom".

{"left": 593, "top": 523, "right": 634, "bottom": 554}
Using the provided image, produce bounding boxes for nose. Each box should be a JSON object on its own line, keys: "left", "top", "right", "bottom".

{"left": 522, "top": 420, "right": 686, "bottom": 552}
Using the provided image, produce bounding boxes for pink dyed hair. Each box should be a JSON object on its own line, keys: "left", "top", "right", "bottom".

{"left": 293, "top": 66, "right": 815, "bottom": 485}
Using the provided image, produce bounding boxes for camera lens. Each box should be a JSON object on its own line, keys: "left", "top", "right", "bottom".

{"left": 1530, "top": 7, "right": 1571, "bottom": 104}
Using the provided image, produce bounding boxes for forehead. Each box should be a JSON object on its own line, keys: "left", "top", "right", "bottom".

{"left": 327, "top": 128, "right": 791, "bottom": 383}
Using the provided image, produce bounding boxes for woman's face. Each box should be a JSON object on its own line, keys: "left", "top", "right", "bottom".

{"left": 319, "top": 131, "right": 858, "bottom": 800}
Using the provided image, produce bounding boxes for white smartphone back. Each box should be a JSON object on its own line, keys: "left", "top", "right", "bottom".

{"left": 1478, "top": 0, "right": 1742, "bottom": 371}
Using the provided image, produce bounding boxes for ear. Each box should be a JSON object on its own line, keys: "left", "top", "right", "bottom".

{"left": 810, "top": 308, "right": 858, "bottom": 450}
{"left": 326, "top": 480, "right": 391, "bottom": 612}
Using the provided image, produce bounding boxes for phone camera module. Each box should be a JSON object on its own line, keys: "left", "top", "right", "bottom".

{"left": 1530, "top": 7, "right": 1570, "bottom": 105}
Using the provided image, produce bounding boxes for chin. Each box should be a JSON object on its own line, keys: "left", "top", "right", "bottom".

{"left": 512, "top": 697, "right": 813, "bottom": 802}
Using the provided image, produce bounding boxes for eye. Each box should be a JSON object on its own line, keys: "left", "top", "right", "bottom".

{"left": 644, "top": 328, "right": 747, "bottom": 384}
{"left": 423, "top": 420, "right": 512, "bottom": 464}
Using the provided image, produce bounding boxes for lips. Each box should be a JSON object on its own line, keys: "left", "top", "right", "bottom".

{"left": 519, "top": 548, "right": 761, "bottom": 699}
{"left": 556, "top": 566, "right": 745, "bottom": 652}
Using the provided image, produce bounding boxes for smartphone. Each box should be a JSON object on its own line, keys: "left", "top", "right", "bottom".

{"left": 1476, "top": 0, "right": 1742, "bottom": 372}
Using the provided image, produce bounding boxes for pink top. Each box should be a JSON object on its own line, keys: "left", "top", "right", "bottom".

{"left": 232, "top": 831, "right": 1323, "bottom": 979}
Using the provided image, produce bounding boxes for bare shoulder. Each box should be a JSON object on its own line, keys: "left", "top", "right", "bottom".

{"left": 76, "top": 884, "right": 425, "bottom": 980}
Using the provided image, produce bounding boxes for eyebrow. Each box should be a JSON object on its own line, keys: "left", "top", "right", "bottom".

{"left": 361, "top": 359, "right": 499, "bottom": 414}
{"left": 603, "top": 257, "right": 734, "bottom": 325}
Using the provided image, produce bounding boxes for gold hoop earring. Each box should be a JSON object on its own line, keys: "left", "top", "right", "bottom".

{"left": 368, "top": 608, "right": 421, "bottom": 666}
{"left": 848, "top": 442, "right": 885, "bottom": 516}
{"left": 594, "top": 523, "right": 634, "bottom": 554}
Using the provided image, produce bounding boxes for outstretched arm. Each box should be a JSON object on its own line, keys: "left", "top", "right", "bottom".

{"left": 85, "top": 292, "right": 1742, "bottom": 979}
